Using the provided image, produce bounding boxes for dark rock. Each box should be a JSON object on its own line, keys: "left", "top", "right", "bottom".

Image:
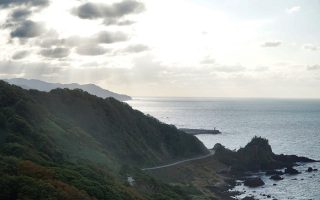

{"left": 266, "top": 170, "right": 284, "bottom": 175}
{"left": 235, "top": 182, "right": 242, "bottom": 186}
{"left": 273, "top": 183, "right": 277, "bottom": 186}
{"left": 307, "top": 167, "right": 313, "bottom": 172}
{"left": 276, "top": 154, "right": 316, "bottom": 163}
{"left": 267, "top": 195, "right": 271, "bottom": 198}
{"left": 285, "top": 167, "right": 300, "bottom": 175}
{"left": 270, "top": 175, "right": 283, "bottom": 181}
{"left": 314, "top": 168, "right": 318, "bottom": 171}
{"left": 244, "top": 177, "right": 265, "bottom": 187}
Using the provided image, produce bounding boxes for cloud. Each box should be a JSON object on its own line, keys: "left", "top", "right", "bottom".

{"left": 261, "top": 41, "right": 282, "bottom": 47}
{"left": 10, "top": 20, "right": 45, "bottom": 38}
{"left": 114, "top": 20, "right": 135, "bottom": 26}
{"left": 37, "top": 38, "right": 67, "bottom": 48}
{"left": 72, "top": 0, "right": 144, "bottom": 25}
{"left": 10, "top": 8, "right": 32, "bottom": 21}
{"left": 213, "top": 64, "right": 246, "bottom": 73}
{"left": 307, "top": 65, "right": 320, "bottom": 71}
{"left": 96, "top": 31, "right": 128, "bottom": 43}
{"left": 35, "top": 30, "right": 128, "bottom": 50}
{"left": 12, "top": 50, "right": 29, "bottom": 60}
{"left": 76, "top": 45, "right": 109, "bottom": 56}
{"left": 3, "top": 8, "right": 33, "bottom": 28}
{"left": 103, "top": 18, "right": 136, "bottom": 26}
{"left": 303, "top": 44, "right": 319, "bottom": 51}
{"left": 0, "top": 61, "right": 63, "bottom": 77}
{"left": 253, "top": 66, "right": 269, "bottom": 72}
{"left": 0, "top": 0, "right": 49, "bottom": 8}
{"left": 122, "top": 44, "right": 149, "bottom": 53}
{"left": 286, "top": 6, "right": 301, "bottom": 14}
{"left": 200, "top": 56, "right": 215, "bottom": 64}
{"left": 40, "top": 47, "right": 70, "bottom": 58}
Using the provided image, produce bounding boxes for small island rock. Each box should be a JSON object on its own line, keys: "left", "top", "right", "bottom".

{"left": 306, "top": 167, "right": 315, "bottom": 172}
{"left": 244, "top": 177, "right": 265, "bottom": 187}
{"left": 285, "top": 167, "right": 300, "bottom": 175}
{"left": 270, "top": 175, "right": 283, "bottom": 180}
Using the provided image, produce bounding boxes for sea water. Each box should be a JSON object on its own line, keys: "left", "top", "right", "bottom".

{"left": 128, "top": 97, "right": 320, "bottom": 199}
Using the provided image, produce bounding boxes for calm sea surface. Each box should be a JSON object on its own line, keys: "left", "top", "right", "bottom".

{"left": 128, "top": 97, "right": 320, "bottom": 200}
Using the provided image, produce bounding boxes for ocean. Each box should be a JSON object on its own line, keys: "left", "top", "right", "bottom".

{"left": 128, "top": 97, "right": 320, "bottom": 200}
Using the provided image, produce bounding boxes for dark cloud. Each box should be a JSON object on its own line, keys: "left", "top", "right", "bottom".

{"left": 40, "top": 47, "right": 70, "bottom": 58}
{"left": 10, "top": 20, "right": 45, "bottom": 38}
{"left": 1, "top": 0, "right": 49, "bottom": 40}
{"left": 76, "top": 45, "right": 109, "bottom": 56}
{"left": 0, "top": 0, "right": 49, "bottom": 8}
{"left": 73, "top": 2, "right": 101, "bottom": 19}
{"left": 11, "top": 8, "right": 32, "bottom": 20}
{"left": 72, "top": 0, "right": 144, "bottom": 25}
{"left": 307, "top": 65, "right": 320, "bottom": 71}
{"left": 3, "top": 8, "right": 32, "bottom": 28}
{"left": 12, "top": 50, "right": 29, "bottom": 60}
{"left": 96, "top": 31, "right": 128, "bottom": 43}
{"left": 261, "top": 41, "right": 282, "bottom": 47}
{"left": 123, "top": 44, "right": 149, "bottom": 53}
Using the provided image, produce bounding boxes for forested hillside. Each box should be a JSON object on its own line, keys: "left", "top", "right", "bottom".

{"left": 0, "top": 80, "right": 208, "bottom": 199}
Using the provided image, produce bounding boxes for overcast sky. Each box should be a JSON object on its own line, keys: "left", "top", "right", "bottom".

{"left": 0, "top": 0, "right": 320, "bottom": 98}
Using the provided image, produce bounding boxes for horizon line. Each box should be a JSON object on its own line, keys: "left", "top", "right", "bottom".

{"left": 130, "top": 96, "right": 320, "bottom": 100}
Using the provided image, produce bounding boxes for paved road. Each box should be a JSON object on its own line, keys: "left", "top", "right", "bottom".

{"left": 142, "top": 150, "right": 215, "bottom": 171}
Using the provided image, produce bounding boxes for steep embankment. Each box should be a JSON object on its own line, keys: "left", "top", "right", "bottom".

{"left": 0, "top": 80, "right": 208, "bottom": 200}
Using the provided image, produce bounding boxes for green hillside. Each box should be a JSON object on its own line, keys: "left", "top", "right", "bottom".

{"left": 0, "top": 80, "right": 208, "bottom": 199}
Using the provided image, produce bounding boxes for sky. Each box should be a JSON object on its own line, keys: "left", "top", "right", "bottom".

{"left": 0, "top": 0, "right": 320, "bottom": 98}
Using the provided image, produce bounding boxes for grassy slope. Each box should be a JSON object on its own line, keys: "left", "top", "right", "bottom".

{"left": 0, "top": 80, "right": 209, "bottom": 200}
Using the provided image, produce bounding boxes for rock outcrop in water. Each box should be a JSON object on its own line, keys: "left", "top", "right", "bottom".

{"left": 213, "top": 136, "right": 316, "bottom": 173}
{"left": 270, "top": 175, "right": 283, "bottom": 180}
{"left": 284, "top": 166, "right": 300, "bottom": 175}
{"left": 243, "top": 177, "right": 265, "bottom": 187}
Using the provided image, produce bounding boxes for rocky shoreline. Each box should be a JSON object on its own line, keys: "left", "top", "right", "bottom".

{"left": 227, "top": 162, "right": 319, "bottom": 200}
{"left": 212, "top": 137, "right": 319, "bottom": 200}
{"left": 144, "top": 136, "right": 318, "bottom": 200}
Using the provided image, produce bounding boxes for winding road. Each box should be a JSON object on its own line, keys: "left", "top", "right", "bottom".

{"left": 142, "top": 150, "right": 215, "bottom": 171}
